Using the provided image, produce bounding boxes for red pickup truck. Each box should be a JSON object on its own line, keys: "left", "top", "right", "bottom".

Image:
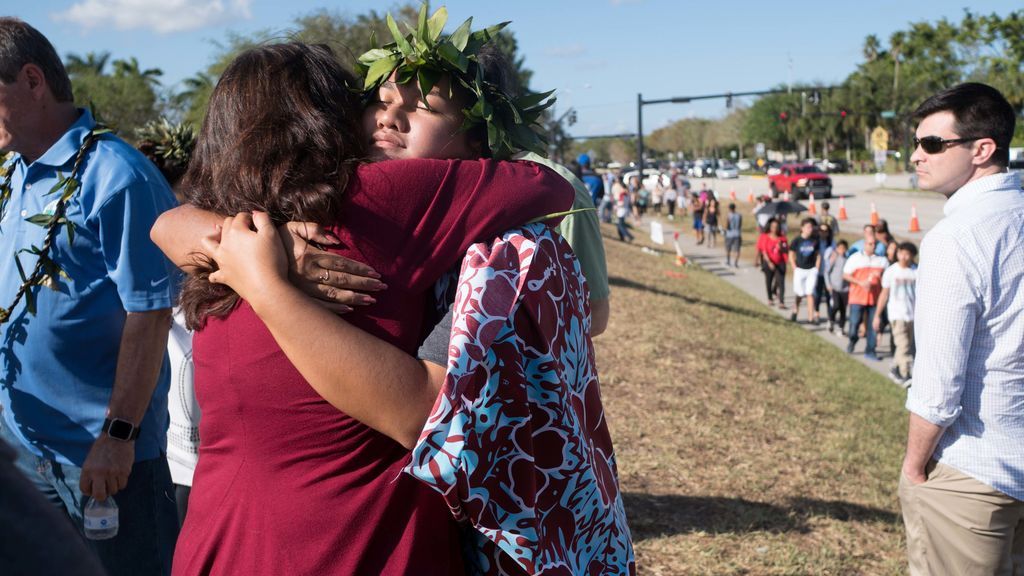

{"left": 768, "top": 164, "right": 832, "bottom": 199}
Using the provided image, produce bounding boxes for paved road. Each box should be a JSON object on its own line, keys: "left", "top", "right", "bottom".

{"left": 642, "top": 212, "right": 903, "bottom": 381}
{"left": 690, "top": 173, "right": 947, "bottom": 240}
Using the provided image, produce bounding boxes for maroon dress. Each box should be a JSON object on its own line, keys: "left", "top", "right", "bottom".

{"left": 172, "top": 159, "right": 573, "bottom": 575}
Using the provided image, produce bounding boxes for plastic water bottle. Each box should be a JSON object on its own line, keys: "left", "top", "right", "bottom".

{"left": 83, "top": 496, "right": 119, "bottom": 540}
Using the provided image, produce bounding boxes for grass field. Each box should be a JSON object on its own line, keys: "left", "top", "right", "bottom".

{"left": 594, "top": 224, "right": 910, "bottom": 575}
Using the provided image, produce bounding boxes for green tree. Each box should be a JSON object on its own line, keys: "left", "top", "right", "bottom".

{"left": 66, "top": 52, "right": 163, "bottom": 138}
{"left": 65, "top": 51, "right": 110, "bottom": 75}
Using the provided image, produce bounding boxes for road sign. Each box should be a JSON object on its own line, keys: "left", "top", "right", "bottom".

{"left": 755, "top": 142, "right": 766, "bottom": 157}
{"left": 871, "top": 127, "right": 890, "bottom": 152}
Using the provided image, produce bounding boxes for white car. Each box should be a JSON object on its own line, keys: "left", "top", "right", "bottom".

{"left": 736, "top": 159, "right": 752, "bottom": 171}
{"left": 621, "top": 168, "right": 667, "bottom": 191}
{"left": 715, "top": 164, "right": 739, "bottom": 179}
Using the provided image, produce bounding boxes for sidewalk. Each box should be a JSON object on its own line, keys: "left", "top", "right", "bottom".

{"left": 637, "top": 215, "right": 896, "bottom": 380}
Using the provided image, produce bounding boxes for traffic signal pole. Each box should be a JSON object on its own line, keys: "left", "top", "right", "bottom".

{"left": 635, "top": 86, "right": 836, "bottom": 168}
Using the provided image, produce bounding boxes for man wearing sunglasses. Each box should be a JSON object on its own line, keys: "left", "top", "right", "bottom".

{"left": 898, "top": 82, "right": 1023, "bottom": 575}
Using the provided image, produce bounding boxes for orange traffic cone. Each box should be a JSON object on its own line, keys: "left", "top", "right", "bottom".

{"left": 909, "top": 204, "right": 921, "bottom": 233}
{"left": 870, "top": 202, "right": 880, "bottom": 226}
{"left": 729, "top": 189, "right": 737, "bottom": 201}
{"left": 808, "top": 193, "right": 817, "bottom": 216}
{"left": 838, "top": 196, "right": 849, "bottom": 221}
{"left": 747, "top": 190, "right": 755, "bottom": 203}
{"left": 673, "top": 232, "right": 687, "bottom": 266}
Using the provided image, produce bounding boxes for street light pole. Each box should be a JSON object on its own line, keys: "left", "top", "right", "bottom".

{"left": 636, "top": 93, "right": 644, "bottom": 170}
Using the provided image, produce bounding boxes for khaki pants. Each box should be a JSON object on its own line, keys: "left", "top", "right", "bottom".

{"left": 899, "top": 461, "right": 1024, "bottom": 575}
{"left": 892, "top": 320, "right": 915, "bottom": 378}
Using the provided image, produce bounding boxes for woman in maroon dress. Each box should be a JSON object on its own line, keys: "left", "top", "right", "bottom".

{"left": 166, "top": 43, "right": 573, "bottom": 575}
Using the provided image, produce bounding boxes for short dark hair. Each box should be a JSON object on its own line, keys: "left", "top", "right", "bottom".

{"left": 837, "top": 239, "right": 849, "bottom": 248}
{"left": 913, "top": 82, "right": 1015, "bottom": 168}
{"left": 801, "top": 217, "right": 816, "bottom": 227}
{"left": 897, "top": 241, "right": 918, "bottom": 257}
{"left": 0, "top": 18, "right": 73, "bottom": 102}
{"left": 728, "top": 202, "right": 736, "bottom": 211}
{"left": 821, "top": 201, "right": 830, "bottom": 210}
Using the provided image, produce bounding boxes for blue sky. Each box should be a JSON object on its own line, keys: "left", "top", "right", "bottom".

{"left": 12, "top": 0, "right": 1021, "bottom": 136}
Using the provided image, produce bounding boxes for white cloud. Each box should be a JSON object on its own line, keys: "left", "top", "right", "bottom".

{"left": 544, "top": 44, "right": 586, "bottom": 58}
{"left": 53, "top": 0, "right": 252, "bottom": 34}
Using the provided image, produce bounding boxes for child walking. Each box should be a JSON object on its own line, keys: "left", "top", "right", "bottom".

{"left": 873, "top": 242, "right": 917, "bottom": 386}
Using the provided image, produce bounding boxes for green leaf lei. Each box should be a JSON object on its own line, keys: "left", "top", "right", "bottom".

{"left": 0, "top": 126, "right": 109, "bottom": 324}
{"left": 355, "top": 5, "right": 556, "bottom": 160}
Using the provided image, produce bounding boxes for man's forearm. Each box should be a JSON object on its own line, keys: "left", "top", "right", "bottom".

{"left": 106, "top": 309, "right": 173, "bottom": 425}
{"left": 151, "top": 204, "right": 222, "bottom": 272}
{"left": 902, "top": 412, "right": 945, "bottom": 481}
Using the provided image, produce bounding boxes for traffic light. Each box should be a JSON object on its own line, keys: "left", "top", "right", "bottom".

{"left": 779, "top": 111, "right": 789, "bottom": 122}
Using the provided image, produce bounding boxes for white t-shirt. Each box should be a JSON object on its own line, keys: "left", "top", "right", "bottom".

{"left": 881, "top": 263, "right": 917, "bottom": 322}
{"left": 166, "top": 309, "right": 199, "bottom": 486}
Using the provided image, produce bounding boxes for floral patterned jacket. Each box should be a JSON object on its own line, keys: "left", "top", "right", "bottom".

{"left": 406, "top": 223, "right": 635, "bottom": 575}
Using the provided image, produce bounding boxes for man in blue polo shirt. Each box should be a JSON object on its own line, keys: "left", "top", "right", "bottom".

{"left": 0, "top": 18, "right": 177, "bottom": 575}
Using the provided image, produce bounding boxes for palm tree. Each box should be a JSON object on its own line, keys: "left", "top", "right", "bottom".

{"left": 176, "top": 72, "right": 214, "bottom": 103}
{"left": 112, "top": 57, "right": 163, "bottom": 88}
{"left": 65, "top": 51, "right": 111, "bottom": 76}
{"left": 862, "top": 35, "right": 881, "bottom": 63}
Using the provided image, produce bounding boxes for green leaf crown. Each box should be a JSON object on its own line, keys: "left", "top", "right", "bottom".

{"left": 355, "top": 5, "right": 555, "bottom": 160}
{"left": 135, "top": 117, "right": 196, "bottom": 168}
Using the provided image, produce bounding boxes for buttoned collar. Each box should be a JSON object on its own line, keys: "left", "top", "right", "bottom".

{"left": 21, "top": 109, "right": 96, "bottom": 170}
{"left": 944, "top": 171, "right": 1022, "bottom": 217}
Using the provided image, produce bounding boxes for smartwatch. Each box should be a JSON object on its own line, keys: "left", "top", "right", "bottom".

{"left": 102, "top": 418, "right": 140, "bottom": 441}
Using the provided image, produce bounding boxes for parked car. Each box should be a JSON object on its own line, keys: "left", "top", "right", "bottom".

{"left": 815, "top": 158, "right": 849, "bottom": 173}
{"left": 621, "top": 168, "right": 667, "bottom": 191}
{"left": 768, "top": 164, "right": 832, "bottom": 199}
{"left": 687, "top": 159, "right": 716, "bottom": 178}
{"left": 736, "top": 159, "right": 752, "bottom": 171}
{"left": 715, "top": 163, "right": 739, "bottom": 179}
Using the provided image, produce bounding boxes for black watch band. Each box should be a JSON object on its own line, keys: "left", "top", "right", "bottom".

{"left": 102, "top": 418, "right": 140, "bottom": 441}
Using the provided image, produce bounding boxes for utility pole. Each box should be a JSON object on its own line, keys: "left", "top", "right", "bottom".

{"left": 636, "top": 93, "right": 644, "bottom": 169}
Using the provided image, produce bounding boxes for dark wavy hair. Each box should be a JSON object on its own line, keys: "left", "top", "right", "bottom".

{"left": 179, "top": 42, "right": 366, "bottom": 329}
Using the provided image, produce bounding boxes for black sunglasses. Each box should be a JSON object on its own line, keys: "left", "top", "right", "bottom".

{"left": 913, "top": 135, "right": 978, "bottom": 154}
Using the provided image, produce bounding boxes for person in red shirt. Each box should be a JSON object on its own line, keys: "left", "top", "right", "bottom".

{"left": 842, "top": 237, "right": 888, "bottom": 359}
{"left": 755, "top": 217, "right": 789, "bottom": 307}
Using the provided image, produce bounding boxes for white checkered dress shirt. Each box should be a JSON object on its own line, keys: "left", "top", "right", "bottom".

{"left": 907, "top": 171, "right": 1024, "bottom": 501}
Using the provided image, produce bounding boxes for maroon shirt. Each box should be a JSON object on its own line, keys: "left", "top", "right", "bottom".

{"left": 173, "top": 159, "right": 573, "bottom": 575}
